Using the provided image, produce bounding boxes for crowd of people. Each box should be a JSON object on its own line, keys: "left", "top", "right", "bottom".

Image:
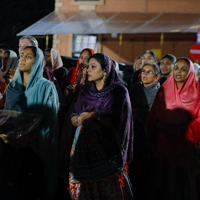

{"left": 0, "top": 35, "right": 199, "bottom": 200}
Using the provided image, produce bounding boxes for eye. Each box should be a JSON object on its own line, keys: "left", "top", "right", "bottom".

{"left": 92, "top": 65, "right": 96, "bottom": 69}
{"left": 27, "top": 56, "right": 32, "bottom": 59}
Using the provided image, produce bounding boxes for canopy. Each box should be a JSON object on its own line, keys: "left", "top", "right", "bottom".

{"left": 17, "top": 11, "right": 200, "bottom": 35}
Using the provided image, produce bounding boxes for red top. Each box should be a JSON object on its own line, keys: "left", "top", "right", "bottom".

{"left": 60, "top": 48, "right": 95, "bottom": 92}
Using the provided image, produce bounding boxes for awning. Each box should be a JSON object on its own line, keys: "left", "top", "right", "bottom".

{"left": 17, "top": 11, "right": 200, "bottom": 35}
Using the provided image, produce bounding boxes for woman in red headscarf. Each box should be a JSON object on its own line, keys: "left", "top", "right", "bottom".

{"left": 147, "top": 57, "right": 200, "bottom": 200}
{"left": 60, "top": 48, "right": 95, "bottom": 95}
{"left": 57, "top": 49, "right": 95, "bottom": 196}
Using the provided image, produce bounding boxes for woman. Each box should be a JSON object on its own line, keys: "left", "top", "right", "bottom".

{"left": 159, "top": 54, "right": 176, "bottom": 84}
{"left": 129, "top": 63, "right": 160, "bottom": 200}
{"left": 1, "top": 46, "right": 59, "bottom": 200}
{"left": 0, "top": 50, "right": 18, "bottom": 108}
{"left": 44, "top": 48, "right": 68, "bottom": 86}
{"left": 133, "top": 56, "right": 142, "bottom": 72}
{"left": 68, "top": 53, "right": 134, "bottom": 199}
{"left": 57, "top": 48, "right": 95, "bottom": 199}
{"left": 147, "top": 58, "right": 200, "bottom": 200}
{"left": 60, "top": 48, "right": 95, "bottom": 94}
{"left": 129, "top": 50, "right": 157, "bottom": 90}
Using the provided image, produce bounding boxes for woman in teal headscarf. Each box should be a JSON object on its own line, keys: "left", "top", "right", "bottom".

{"left": 1, "top": 46, "right": 59, "bottom": 200}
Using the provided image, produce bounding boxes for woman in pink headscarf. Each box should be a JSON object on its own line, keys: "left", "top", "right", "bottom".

{"left": 44, "top": 48, "right": 68, "bottom": 85}
{"left": 147, "top": 57, "right": 200, "bottom": 200}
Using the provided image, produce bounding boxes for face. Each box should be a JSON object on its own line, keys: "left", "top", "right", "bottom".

{"left": 135, "top": 58, "right": 142, "bottom": 71}
{"left": 19, "top": 48, "right": 35, "bottom": 73}
{"left": 141, "top": 65, "right": 159, "bottom": 87}
{"left": 87, "top": 58, "right": 106, "bottom": 82}
{"left": 142, "top": 52, "right": 155, "bottom": 66}
{"left": 2, "top": 52, "right": 9, "bottom": 68}
{"left": 79, "top": 50, "right": 91, "bottom": 66}
{"left": 44, "top": 51, "right": 52, "bottom": 66}
{"left": 160, "top": 58, "right": 174, "bottom": 75}
{"left": 0, "top": 48, "right": 5, "bottom": 58}
{"left": 19, "top": 38, "right": 32, "bottom": 55}
{"left": 173, "top": 60, "right": 189, "bottom": 84}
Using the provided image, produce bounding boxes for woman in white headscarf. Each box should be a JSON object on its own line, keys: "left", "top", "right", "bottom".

{"left": 44, "top": 48, "right": 69, "bottom": 85}
{"left": 0, "top": 50, "right": 18, "bottom": 84}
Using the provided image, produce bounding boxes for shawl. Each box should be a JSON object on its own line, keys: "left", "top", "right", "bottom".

{"left": 0, "top": 50, "right": 18, "bottom": 82}
{"left": 147, "top": 58, "right": 200, "bottom": 161}
{"left": 143, "top": 81, "right": 160, "bottom": 110}
{"left": 193, "top": 63, "right": 200, "bottom": 76}
{"left": 51, "top": 48, "right": 63, "bottom": 71}
{"left": 60, "top": 48, "right": 95, "bottom": 92}
{"left": 73, "top": 53, "right": 134, "bottom": 167}
{"left": 4, "top": 47, "right": 59, "bottom": 196}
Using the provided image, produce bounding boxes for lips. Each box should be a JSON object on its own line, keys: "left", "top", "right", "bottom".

{"left": 176, "top": 75, "right": 181, "bottom": 79}
{"left": 20, "top": 63, "right": 25, "bottom": 66}
{"left": 143, "top": 77, "right": 148, "bottom": 81}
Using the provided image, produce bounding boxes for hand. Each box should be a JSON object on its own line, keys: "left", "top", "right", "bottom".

{"left": 80, "top": 112, "right": 96, "bottom": 126}
{"left": 63, "top": 84, "right": 77, "bottom": 96}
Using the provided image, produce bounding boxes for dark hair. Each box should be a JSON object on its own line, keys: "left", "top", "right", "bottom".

{"left": 19, "top": 35, "right": 38, "bottom": 47}
{"left": 88, "top": 53, "right": 106, "bottom": 70}
{"left": 82, "top": 49, "right": 92, "bottom": 57}
{"left": 3, "top": 50, "right": 10, "bottom": 57}
{"left": 142, "top": 50, "right": 157, "bottom": 62}
{"left": 24, "top": 46, "right": 37, "bottom": 57}
{"left": 142, "top": 62, "right": 161, "bottom": 76}
{"left": 176, "top": 57, "right": 190, "bottom": 67}
{"left": 44, "top": 48, "right": 51, "bottom": 53}
{"left": 161, "top": 54, "right": 176, "bottom": 64}
{"left": 0, "top": 44, "right": 10, "bottom": 51}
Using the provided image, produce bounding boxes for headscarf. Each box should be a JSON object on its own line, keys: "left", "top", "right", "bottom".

{"left": 0, "top": 50, "right": 18, "bottom": 82}
{"left": 50, "top": 48, "right": 63, "bottom": 71}
{"left": 73, "top": 53, "right": 134, "bottom": 167}
{"left": 193, "top": 63, "right": 200, "bottom": 76}
{"left": 60, "top": 48, "right": 95, "bottom": 92}
{"left": 4, "top": 47, "right": 59, "bottom": 196}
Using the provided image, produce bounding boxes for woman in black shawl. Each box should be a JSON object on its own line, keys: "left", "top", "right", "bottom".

{"left": 129, "top": 62, "right": 161, "bottom": 200}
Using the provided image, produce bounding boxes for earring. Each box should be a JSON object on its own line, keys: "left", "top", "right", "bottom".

{"left": 103, "top": 74, "right": 106, "bottom": 81}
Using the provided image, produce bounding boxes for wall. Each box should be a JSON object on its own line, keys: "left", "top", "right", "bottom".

{"left": 53, "top": 0, "right": 200, "bottom": 61}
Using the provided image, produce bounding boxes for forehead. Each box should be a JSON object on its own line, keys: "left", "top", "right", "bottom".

{"left": 3, "top": 52, "right": 9, "bottom": 57}
{"left": 19, "top": 38, "right": 31, "bottom": 45}
{"left": 161, "top": 57, "right": 172, "bottom": 62}
{"left": 89, "top": 57, "right": 99, "bottom": 64}
{"left": 80, "top": 50, "right": 90, "bottom": 57}
{"left": 136, "top": 58, "right": 142, "bottom": 62}
{"left": 176, "top": 59, "right": 189, "bottom": 67}
{"left": 143, "top": 52, "right": 152, "bottom": 57}
{"left": 22, "top": 48, "right": 34, "bottom": 55}
{"left": 143, "top": 65, "right": 154, "bottom": 70}
{"left": 44, "top": 51, "right": 51, "bottom": 55}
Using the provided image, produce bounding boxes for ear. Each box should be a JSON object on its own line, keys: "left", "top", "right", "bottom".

{"left": 155, "top": 75, "right": 160, "bottom": 82}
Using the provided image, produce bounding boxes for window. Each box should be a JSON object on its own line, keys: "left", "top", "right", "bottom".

{"left": 71, "top": 0, "right": 104, "bottom": 5}
{"left": 72, "top": 34, "right": 97, "bottom": 58}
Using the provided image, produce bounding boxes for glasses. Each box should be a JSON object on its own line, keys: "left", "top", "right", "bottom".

{"left": 141, "top": 69, "right": 155, "bottom": 75}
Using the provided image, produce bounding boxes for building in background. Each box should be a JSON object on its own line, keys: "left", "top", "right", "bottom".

{"left": 18, "top": 0, "right": 200, "bottom": 63}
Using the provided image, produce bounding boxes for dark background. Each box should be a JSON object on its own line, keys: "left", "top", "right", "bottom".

{"left": 0, "top": 0, "right": 55, "bottom": 55}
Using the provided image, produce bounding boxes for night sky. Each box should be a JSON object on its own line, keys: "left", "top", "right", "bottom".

{"left": 0, "top": 0, "right": 55, "bottom": 54}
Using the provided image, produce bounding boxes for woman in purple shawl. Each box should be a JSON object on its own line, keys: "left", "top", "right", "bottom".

{"left": 68, "top": 53, "right": 134, "bottom": 199}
